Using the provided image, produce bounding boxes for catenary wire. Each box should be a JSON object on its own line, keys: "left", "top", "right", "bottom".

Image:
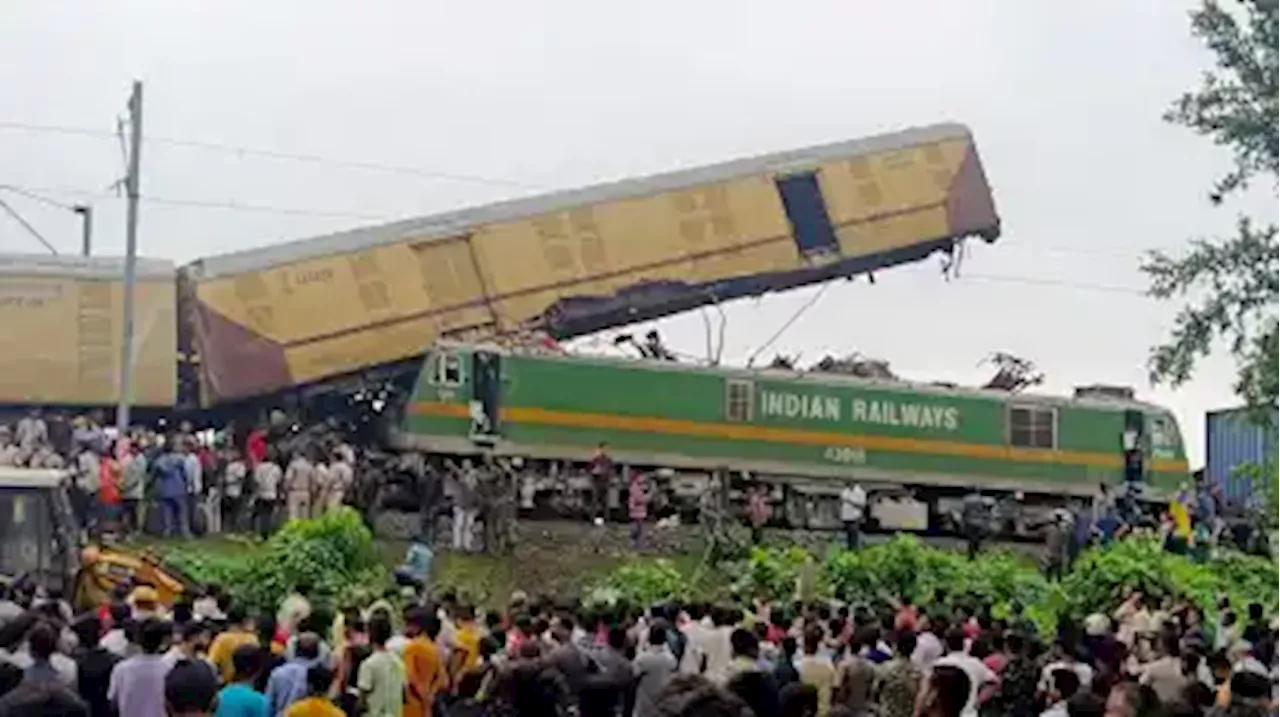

{"left": 745, "top": 283, "right": 835, "bottom": 366}
{"left": 0, "top": 184, "right": 80, "bottom": 212}
{"left": 0, "top": 197, "right": 59, "bottom": 254}
{"left": 0, "top": 182, "right": 396, "bottom": 222}
{"left": 0, "top": 119, "right": 548, "bottom": 191}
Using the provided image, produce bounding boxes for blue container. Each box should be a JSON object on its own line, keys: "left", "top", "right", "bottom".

{"left": 1205, "top": 407, "right": 1278, "bottom": 508}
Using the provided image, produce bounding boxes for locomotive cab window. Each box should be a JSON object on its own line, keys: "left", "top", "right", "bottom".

{"left": 1148, "top": 414, "right": 1178, "bottom": 458}
{"left": 1008, "top": 405, "right": 1056, "bottom": 449}
{"left": 432, "top": 352, "right": 464, "bottom": 387}
{"left": 726, "top": 380, "right": 754, "bottom": 422}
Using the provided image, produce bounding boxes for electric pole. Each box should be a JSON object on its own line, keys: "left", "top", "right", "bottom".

{"left": 74, "top": 205, "right": 92, "bottom": 256}
{"left": 116, "top": 80, "right": 143, "bottom": 434}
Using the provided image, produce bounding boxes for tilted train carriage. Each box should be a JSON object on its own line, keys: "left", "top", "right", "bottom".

{"left": 1, "top": 121, "right": 998, "bottom": 416}
{"left": 392, "top": 343, "right": 1190, "bottom": 533}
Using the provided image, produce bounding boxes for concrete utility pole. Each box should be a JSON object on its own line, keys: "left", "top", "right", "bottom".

{"left": 116, "top": 80, "right": 143, "bottom": 434}
{"left": 74, "top": 205, "right": 92, "bottom": 256}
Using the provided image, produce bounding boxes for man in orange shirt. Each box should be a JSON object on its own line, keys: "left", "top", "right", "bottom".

{"left": 450, "top": 604, "right": 481, "bottom": 683}
{"left": 402, "top": 608, "right": 448, "bottom": 717}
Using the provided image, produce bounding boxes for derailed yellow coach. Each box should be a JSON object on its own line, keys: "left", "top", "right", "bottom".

{"left": 182, "top": 121, "right": 1000, "bottom": 405}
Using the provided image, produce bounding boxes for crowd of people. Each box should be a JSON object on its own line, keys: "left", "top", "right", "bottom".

{"left": 0, "top": 408, "right": 358, "bottom": 539}
{"left": 1034, "top": 475, "right": 1271, "bottom": 582}
{"left": 0, "top": 569, "right": 1271, "bottom": 716}
{"left": 0, "top": 409, "right": 1275, "bottom": 717}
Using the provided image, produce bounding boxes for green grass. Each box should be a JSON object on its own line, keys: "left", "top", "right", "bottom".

{"left": 136, "top": 536, "right": 704, "bottom": 609}
{"left": 428, "top": 550, "right": 705, "bottom": 607}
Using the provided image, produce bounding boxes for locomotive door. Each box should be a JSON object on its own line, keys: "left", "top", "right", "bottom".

{"left": 1122, "top": 409, "right": 1145, "bottom": 485}
{"left": 469, "top": 350, "right": 502, "bottom": 442}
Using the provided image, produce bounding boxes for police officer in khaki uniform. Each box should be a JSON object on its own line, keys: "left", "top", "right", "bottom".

{"left": 284, "top": 449, "right": 314, "bottom": 521}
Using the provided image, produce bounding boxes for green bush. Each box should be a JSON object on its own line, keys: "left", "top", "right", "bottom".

{"left": 167, "top": 508, "right": 389, "bottom": 616}
{"left": 735, "top": 546, "right": 815, "bottom": 603}
{"left": 590, "top": 534, "right": 1276, "bottom": 637}
{"left": 586, "top": 559, "right": 686, "bottom": 608}
{"left": 169, "top": 515, "right": 1277, "bottom": 635}
{"left": 820, "top": 535, "right": 1054, "bottom": 630}
{"left": 1057, "top": 537, "right": 1278, "bottom": 620}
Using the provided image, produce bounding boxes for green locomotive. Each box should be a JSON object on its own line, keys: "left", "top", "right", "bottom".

{"left": 390, "top": 343, "right": 1189, "bottom": 533}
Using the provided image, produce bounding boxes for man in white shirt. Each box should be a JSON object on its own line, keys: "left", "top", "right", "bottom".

{"left": 0, "top": 622, "right": 77, "bottom": 687}
{"left": 1136, "top": 633, "right": 1187, "bottom": 704}
{"left": 284, "top": 451, "right": 315, "bottom": 521}
{"left": 436, "top": 604, "right": 458, "bottom": 666}
{"left": 277, "top": 585, "right": 313, "bottom": 637}
{"left": 311, "top": 460, "right": 332, "bottom": 515}
{"left": 684, "top": 607, "right": 733, "bottom": 684}
{"left": 162, "top": 621, "right": 214, "bottom": 673}
{"left": 932, "top": 628, "right": 996, "bottom": 717}
{"left": 221, "top": 449, "right": 247, "bottom": 533}
{"left": 451, "top": 460, "right": 480, "bottom": 552}
{"left": 252, "top": 455, "right": 283, "bottom": 536}
{"left": 76, "top": 447, "right": 101, "bottom": 535}
{"left": 839, "top": 482, "right": 867, "bottom": 550}
{"left": 180, "top": 441, "right": 203, "bottom": 535}
{"left": 912, "top": 616, "right": 945, "bottom": 670}
{"left": 326, "top": 451, "right": 354, "bottom": 513}
{"left": 678, "top": 606, "right": 713, "bottom": 675}
{"left": 15, "top": 409, "right": 48, "bottom": 453}
{"left": 796, "top": 627, "right": 835, "bottom": 715}
{"left": 1232, "top": 650, "right": 1269, "bottom": 678}
{"left": 99, "top": 603, "right": 132, "bottom": 657}
{"left": 1039, "top": 639, "right": 1095, "bottom": 699}
{"left": 1040, "top": 668, "right": 1082, "bottom": 717}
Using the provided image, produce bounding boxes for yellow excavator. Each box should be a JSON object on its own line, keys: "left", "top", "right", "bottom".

{"left": 0, "top": 467, "right": 196, "bottom": 610}
{"left": 72, "top": 544, "right": 194, "bottom": 610}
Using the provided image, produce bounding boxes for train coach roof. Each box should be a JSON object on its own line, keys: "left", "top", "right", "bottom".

{"left": 0, "top": 253, "right": 174, "bottom": 280}
{"left": 185, "top": 122, "right": 980, "bottom": 280}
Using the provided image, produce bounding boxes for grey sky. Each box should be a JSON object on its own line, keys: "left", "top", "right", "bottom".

{"left": 2, "top": 0, "right": 1274, "bottom": 464}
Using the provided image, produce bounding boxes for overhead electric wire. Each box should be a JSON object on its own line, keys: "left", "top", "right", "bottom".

{"left": 0, "top": 182, "right": 395, "bottom": 222}
{"left": 0, "top": 183, "right": 78, "bottom": 211}
{"left": 745, "top": 282, "right": 833, "bottom": 366}
{"left": 141, "top": 194, "right": 393, "bottom": 221}
{"left": 0, "top": 196, "right": 58, "bottom": 254}
{"left": 0, "top": 119, "right": 547, "bottom": 191}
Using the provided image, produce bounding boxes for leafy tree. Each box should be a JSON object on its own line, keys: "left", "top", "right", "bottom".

{"left": 1142, "top": 0, "right": 1278, "bottom": 421}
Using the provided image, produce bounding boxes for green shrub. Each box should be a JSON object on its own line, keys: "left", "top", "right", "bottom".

{"left": 589, "top": 533, "right": 1274, "bottom": 638}
{"left": 819, "top": 535, "right": 1053, "bottom": 629}
{"left": 586, "top": 559, "right": 686, "bottom": 607}
{"left": 735, "top": 546, "right": 814, "bottom": 603}
{"left": 1057, "top": 537, "right": 1278, "bottom": 620}
{"left": 167, "top": 508, "right": 388, "bottom": 615}
{"left": 172, "top": 516, "right": 1276, "bottom": 636}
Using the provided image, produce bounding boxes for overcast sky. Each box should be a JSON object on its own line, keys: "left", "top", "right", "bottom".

{"left": 2, "top": 0, "right": 1275, "bottom": 465}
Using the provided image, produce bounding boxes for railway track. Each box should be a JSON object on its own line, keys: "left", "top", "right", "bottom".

{"left": 373, "top": 510, "right": 1049, "bottom": 560}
